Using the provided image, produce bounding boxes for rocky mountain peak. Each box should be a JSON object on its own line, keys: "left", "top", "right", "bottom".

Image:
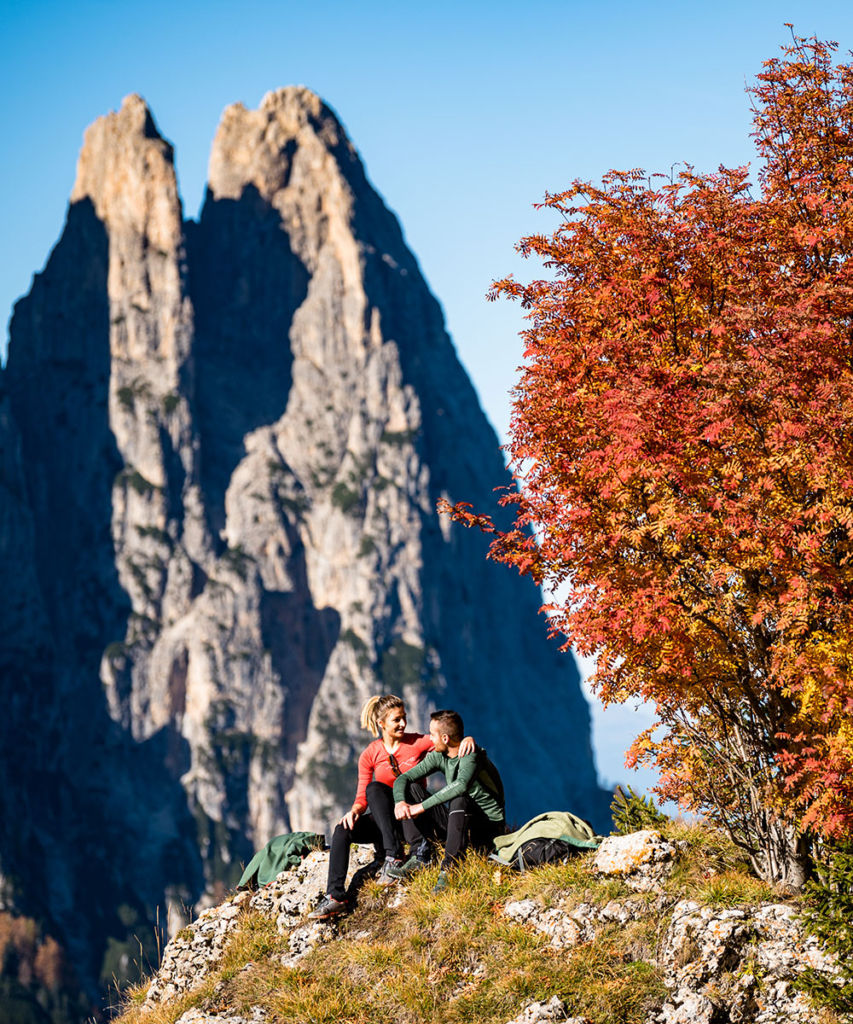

{"left": 209, "top": 87, "right": 346, "bottom": 204}
{"left": 0, "top": 88, "right": 608, "bottom": 1018}
{"left": 71, "top": 94, "right": 183, "bottom": 261}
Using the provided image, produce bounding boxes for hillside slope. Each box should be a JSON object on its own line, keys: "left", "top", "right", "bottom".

{"left": 119, "top": 825, "right": 841, "bottom": 1024}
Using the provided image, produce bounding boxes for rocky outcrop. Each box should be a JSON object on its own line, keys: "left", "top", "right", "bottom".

{"left": 1, "top": 88, "right": 607, "bottom": 1012}
{"left": 592, "top": 829, "right": 677, "bottom": 891}
{"left": 652, "top": 900, "right": 835, "bottom": 1024}
{"left": 145, "top": 845, "right": 376, "bottom": 1006}
{"left": 135, "top": 838, "right": 840, "bottom": 1024}
{"left": 506, "top": 997, "right": 589, "bottom": 1024}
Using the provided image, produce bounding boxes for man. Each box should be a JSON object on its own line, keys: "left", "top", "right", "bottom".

{"left": 392, "top": 709, "right": 506, "bottom": 892}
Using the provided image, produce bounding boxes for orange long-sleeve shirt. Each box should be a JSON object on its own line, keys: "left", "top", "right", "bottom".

{"left": 352, "top": 732, "right": 435, "bottom": 812}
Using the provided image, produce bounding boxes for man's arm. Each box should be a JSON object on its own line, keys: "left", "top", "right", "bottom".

{"left": 392, "top": 750, "right": 440, "bottom": 804}
{"left": 419, "top": 750, "right": 479, "bottom": 812}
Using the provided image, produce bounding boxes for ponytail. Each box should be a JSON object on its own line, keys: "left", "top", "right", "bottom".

{"left": 360, "top": 694, "right": 404, "bottom": 737}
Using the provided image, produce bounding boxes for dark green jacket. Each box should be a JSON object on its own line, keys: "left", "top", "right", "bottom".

{"left": 393, "top": 747, "right": 505, "bottom": 824}
{"left": 238, "top": 831, "right": 325, "bottom": 889}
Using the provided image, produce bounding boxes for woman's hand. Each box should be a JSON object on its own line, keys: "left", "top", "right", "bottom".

{"left": 459, "top": 735, "right": 476, "bottom": 756}
{"left": 340, "top": 807, "right": 361, "bottom": 829}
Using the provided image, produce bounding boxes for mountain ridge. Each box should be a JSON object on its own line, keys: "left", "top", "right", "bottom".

{"left": 0, "top": 88, "right": 608, "bottom": 1020}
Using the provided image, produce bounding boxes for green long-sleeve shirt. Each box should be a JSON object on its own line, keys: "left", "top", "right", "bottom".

{"left": 393, "top": 746, "right": 506, "bottom": 824}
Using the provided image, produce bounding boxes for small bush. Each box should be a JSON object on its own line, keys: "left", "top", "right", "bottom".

{"left": 357, "top": 535, "right": 376, "bottom": 558}
{"left": 611, "top": 785, "right": 669, "bottom": 835}
{"left": 796, "top": 840, "right": 853, "bottom": 1017}
{"left": 103, "top": 641, "right": 127, "bottom": 662}
{"left": 135, "top": 525, "right": 171, "bottom": 544}
{"left": 221, "top": 545, "right": 253, "bottom": 581}
{"left": 117, "top": 386, "right": 136, "bottom": 411}
{"left": 161, "top": 392, "right": 180, "bottom": 415}
{"left": 340, "top": 628, "right": 368, "bottom": 653}
{"left": 381, "top": 427, "right": 418, "bottom": 446}
{"left": 115, "top": 468, "right": 159, "bottom": 496}
{"left": 279, "top": 492, "right": 310, "bottom": 517}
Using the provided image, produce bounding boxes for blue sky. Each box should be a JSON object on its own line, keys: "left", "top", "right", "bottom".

{"left": 3, "top": 0, "right": 853, "bottom": 798}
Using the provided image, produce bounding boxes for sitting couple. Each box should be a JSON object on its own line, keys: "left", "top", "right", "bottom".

{"left": 310, "top": 693, "right": 505, "bottom": 919}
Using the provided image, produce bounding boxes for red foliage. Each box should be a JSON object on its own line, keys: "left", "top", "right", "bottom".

{"left": 444, "top": 32, "right": 853, "bottom": 879}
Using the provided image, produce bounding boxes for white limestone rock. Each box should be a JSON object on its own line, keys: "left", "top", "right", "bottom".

{"left": 505, "top": 996, "right": 591, "bottom": 1024}
{"left": 145, "top": 846, "right": 376, "bottom": 1005}
{"left": 651, "top": 900, "right": 839, "bottom": 1024}
{"left": 593, "top": 830, "right": 676, "bottom": 891}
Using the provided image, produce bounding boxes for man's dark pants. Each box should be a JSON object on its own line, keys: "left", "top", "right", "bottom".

{"left": 428, "top": 795, "right": 505, "bottom": 871}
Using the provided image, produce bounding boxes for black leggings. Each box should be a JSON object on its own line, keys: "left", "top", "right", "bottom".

{"left": 429, "top": 795, "right": 505, "bottom": 871}
{"left": 325, "top": 780, "right": 429, "bottom": 899}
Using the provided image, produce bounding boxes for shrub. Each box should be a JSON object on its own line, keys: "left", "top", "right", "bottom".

{"left": 340, "top": 628, "right": 368, "bottom": 653}
{"left": 611, "top": 785, "right": 669, "bottom": 836}
{"left": 103, "top": 641, "right": 127, "bottom": 662}
{"left": 380, "top": 427, "right": 418, "bottom": 446}
{"left": 135, "top": 525, "right": 171, "bottom": 544}
{"left": 161, "top": 392, "right": 180, "bottom": 415}
{"left": 115, "top": 468, "right": 159, "bottom": 496}
{"left": 796, "top": 840, "right": 853, "bottom": 1016}
{"left": 357, "top": 535, "right": 376, "bottom": 558}
{"left": 117, "top": 386, "right": 135, "bottom": 411}
{"left": 221, "top": 546, "right": 253, "bottom": 581}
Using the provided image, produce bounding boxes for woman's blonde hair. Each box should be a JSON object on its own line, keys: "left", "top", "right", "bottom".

{"left": 360, "top": 694, "right": 405, "bottom": 737}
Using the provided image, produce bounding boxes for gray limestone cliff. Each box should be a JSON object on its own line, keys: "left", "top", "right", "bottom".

{"left": 0, "top": 90, "right": 608, "bottom": 1017}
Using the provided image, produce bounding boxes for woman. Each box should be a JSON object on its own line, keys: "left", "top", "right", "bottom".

{"left": 309, "top": 694, "right": 473, "bottom": 919}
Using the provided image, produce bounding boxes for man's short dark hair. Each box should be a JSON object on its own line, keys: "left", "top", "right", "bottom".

{"left": 430, "top": 709, "right": 464, "bottom": 743}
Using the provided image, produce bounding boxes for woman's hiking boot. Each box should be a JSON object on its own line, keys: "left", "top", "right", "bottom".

{"left": 432, "top": 870, "right": 448, "bottom": 894}
{"left": 376, "top": 857, "right": 405, "bottom": 885}
{"left": 308, "top": 894, "right": 351, "bottom": 919}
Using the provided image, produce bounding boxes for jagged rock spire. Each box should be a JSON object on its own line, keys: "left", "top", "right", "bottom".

{"left": 0, "top": 89, "right": 607, "bottom": 1013}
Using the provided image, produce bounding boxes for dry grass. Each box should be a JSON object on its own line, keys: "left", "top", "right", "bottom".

{"left": 116, "top": 854, "right": 666, "bottom": 1024}
{"left": 659, "top": 821, "right": 792, "bottom": 907}
{"left": 113, "top": 836, "right": 845, "bottom": 1024}
{"left": 114, "top": 978, "right": 217, "bottom": 1024}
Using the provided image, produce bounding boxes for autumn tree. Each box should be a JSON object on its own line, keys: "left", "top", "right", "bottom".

{"left": 443, "top": 33, "right": 853, "bottom": 886}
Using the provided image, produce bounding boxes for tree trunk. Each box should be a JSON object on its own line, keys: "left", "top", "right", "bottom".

{"left": 752, "top": 819, "right": 811, "bottom": 891}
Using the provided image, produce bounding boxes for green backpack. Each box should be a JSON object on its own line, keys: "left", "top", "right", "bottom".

{"left": 491, "top": 811, "right": 602, "bottom": 871}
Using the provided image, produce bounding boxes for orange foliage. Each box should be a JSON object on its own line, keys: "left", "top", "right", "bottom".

{"left": 0, "top": 912, "right": 71, "bottom": 992}
{"left": 443, "top": 32, "right": 853, "bottom": 881}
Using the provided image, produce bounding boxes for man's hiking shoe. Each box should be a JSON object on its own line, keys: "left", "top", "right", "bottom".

{"left": 308, "top": 895, "right": 350, "bottom": 919}
{"left": 432, "top": 870, "right": 448, "bottom": 894}
{"left": 383, "top": 854, "right": 429, "bottom": 881}
{"left": 376, "top": 857, "right": 405, "bottom": 885}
